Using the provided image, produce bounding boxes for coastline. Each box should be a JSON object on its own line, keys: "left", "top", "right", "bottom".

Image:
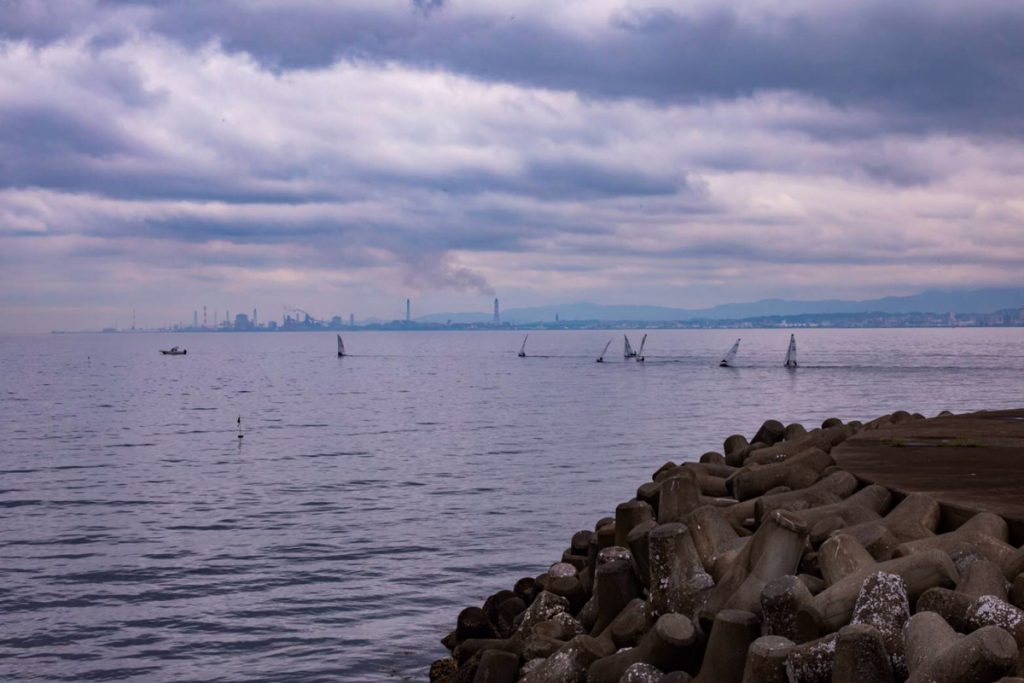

{"left": 434, "top": 409, "right": 1024, "bottom": 682}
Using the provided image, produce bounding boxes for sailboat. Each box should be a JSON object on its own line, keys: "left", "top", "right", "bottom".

{"left": 624, "top": 334, "right": 637, "bottom": 359}
{"left": 337, "top": 334, "right": 346, "bottom": 357}
{"left": 719, "top": 338, "right": 740, "bottom": 367}
{"left": 785, "top": 334, "right": 798, "bottom": 368}
{"left": 518, "top": 334, "right": 528, "bottom": 358}
{"left": 636, "top": 334, "right": 647, "bottom": 363}
{"left": 596, "top": 338, "right": 613, "bottom": 363}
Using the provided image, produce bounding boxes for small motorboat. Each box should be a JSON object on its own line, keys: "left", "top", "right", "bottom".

{"left": 160, "top": 346, "right": 187, "bottom": 355}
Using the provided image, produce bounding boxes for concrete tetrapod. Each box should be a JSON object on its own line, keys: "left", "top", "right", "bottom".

{"left": 626, "top": 520, "right": 658, "bottom": 587}
{"left": 754, "top": 470, "right": 859, "bottom": 523}
{"left": 784, "top": 633, "right": 838, "bottom": 683}
{"left": 700, "top": 510, "right": 808, "bottom": 621}
{"left": 619, "top": 662, "right": 663, "bottom": 682}
{"left": 916, "top": 586, "right": 975, "bottom": 632}
{"left": 904, "top": 611, "right": 1018, "bottom": 683}
{"left": 782, "top": 570, "right": 910, "bottom": 679}
{"left": 789, "top": 484, "right": 892, "bottom": 545}
{"left": 586, "top": 613, "right": 698, "bottom": 683}
{"left": 647, "top": 522, "right": 714, "bottom": 620}
{"left": 1011, "top": 574, "right": 1024, "bottom": 609}
{"left": 818, "top": 533, "right": 877, "bottom": 586}
{"left": 837, "top": 493, "right": 941, "bottom": 560}
{"left": 895, "top": 512, "right": 1013, "bottom": 567}
{"left": 724, "top": 434, "right": 750, "bottom": 467}
{"left": 590, "top": 554, "right": 643, "bottom": 635}
{"left": 592, "top": 598, "right": 648, "bottom": 653}
{"left": 960, "top": 558, "right": 1011, "bottom": 600}
{"left": 518, "top": 635, "right": 611, "bottom": 683}
{"left": 657, "top": 473, "right": 704, "bottom": 524}
{"left": 740, "top": 635, "right": 794, "bottom": 683}
{"left": 684, "top": 505, "right": 744, "bottom": 580}
{"left": 615, "top": 500, "right": 655, "bottom": 547}
{"left": 471, "top": 651, "right": 520, "bottom": 679}
{"left": 848, "top": 571, "right": 910, "bottom": 677}
{"left": 830, "top": 623, "right": 894, "bottom": 683}
{"left": 760, "top": 575, "right": 816, "bottom": 643}
{"left": 798, "top": 548, "right": 957, "bottom": 632}
{"left": 743, "top": 423, "right": 855, "bottom": 466}
{"left": 728, "top": 448, "right": 835, "bottom": 501}
{"left": 965, "top": 595, "right": 1024, "bottom": 647}
{"left": 692, "top": 609, "right": 761, "bottom": 683}
{"left": 752, "top": 419, "right": 787, "bottom": 447}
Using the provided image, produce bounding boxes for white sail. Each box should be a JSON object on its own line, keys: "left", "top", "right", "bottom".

{"left": 337, "top": 334, "right": 345, "bottom": 356}
{"left": 720, "top": 338, "right": 740, "bottom": 366}
{"left": 518, "top": 334, "right": 528, "bottom": 357}
{"left": 597, "top": 338, "right": 613, "bottom": 362}
{"left": 624, "top": 335, "right": 635, "bottom": 358}
{"left": 636, "top": 334, "right": 647, "bottom": 359}
{"left": 785, "top": 334, "right": 797, "bottom": 367}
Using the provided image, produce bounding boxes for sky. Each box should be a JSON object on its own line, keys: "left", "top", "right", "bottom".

{"left": 2, "top": 0, "right": 1023, "bottom": 331}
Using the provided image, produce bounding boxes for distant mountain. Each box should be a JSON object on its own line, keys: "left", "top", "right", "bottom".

{"left": 415, "top": 287, "right": 1024, "bottom": 324}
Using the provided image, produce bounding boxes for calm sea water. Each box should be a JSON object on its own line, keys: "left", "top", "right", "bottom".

{"left": 1, "top": 328, "right": 1022, "bottom": 681}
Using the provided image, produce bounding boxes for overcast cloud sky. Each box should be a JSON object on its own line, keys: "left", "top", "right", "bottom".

{"left": 2, "top": 0, "right": 1023, "bottom": 331}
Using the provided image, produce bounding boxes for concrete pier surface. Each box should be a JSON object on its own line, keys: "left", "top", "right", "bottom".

{"left": 833, "top": 410, "right": 1024, "bottom": 543}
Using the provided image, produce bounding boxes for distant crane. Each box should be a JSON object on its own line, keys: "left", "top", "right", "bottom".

{"left": 283, "top": 305, "right": 325, "bottom": 327}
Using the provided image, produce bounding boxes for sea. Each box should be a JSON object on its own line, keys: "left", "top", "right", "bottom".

{"left": 1, "top": 328, "right": 1021, "bottom": 681}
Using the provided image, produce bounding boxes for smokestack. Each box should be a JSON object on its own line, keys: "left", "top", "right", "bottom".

{"left": 406, "top": 298, "right": 411, "bottom": 323}
{"left": 494, "top": 298, "right": 500, "bottom": 324}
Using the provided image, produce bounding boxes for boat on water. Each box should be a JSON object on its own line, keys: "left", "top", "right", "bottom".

{"left": 337, "top": 334, "right": 346, "bottom": 357}
{"left": 785, "top": 334, "right": 798, "bottom": 368}
{"left": 636, "top": 334, "right": 647, "bottom": 363}
{"left": 719, "top": 339, "right": 740, "bottom": 367}
{"left": 596, "top": 338, "right": 613, "bottom": 363}
{"left": 624, "top": 334, "right": 637, "bottom": 359}
{"left": 518, "top": 334, "right": 528, "bottom": 358}
{"left": 160, "top": 346, "right": 187, "bottom": 355}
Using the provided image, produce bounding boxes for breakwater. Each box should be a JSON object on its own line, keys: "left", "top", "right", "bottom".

{"left": 433, "top": 409, "right": 1024, "bottom": 683}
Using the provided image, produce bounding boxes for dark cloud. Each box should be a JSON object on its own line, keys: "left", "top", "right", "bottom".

{"left": 5, "top": 1, "right": 1021, "bottom": 135}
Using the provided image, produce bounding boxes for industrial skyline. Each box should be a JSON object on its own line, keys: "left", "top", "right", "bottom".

{"left": 62, "top": 289, "right": 1024, "bottom": 333}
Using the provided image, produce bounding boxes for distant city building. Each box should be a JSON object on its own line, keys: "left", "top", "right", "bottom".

{"left": 349, "top": 313, "right": 355, "bottom": 327}
{"left": 331, "top": 315, "right": 343, "bottom": 328}
{"left": 234, "top": 313, "right": 251, "bottom": 330}
{"left": 406, "top": 298, "right": 411, "bottom": 322}
{"left": 494, "top": 298, "right": 500, "bottom": 324}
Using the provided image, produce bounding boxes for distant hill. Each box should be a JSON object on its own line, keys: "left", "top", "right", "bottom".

{"left": 415, "top": 287, "right": 1024, "bottom": 324}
